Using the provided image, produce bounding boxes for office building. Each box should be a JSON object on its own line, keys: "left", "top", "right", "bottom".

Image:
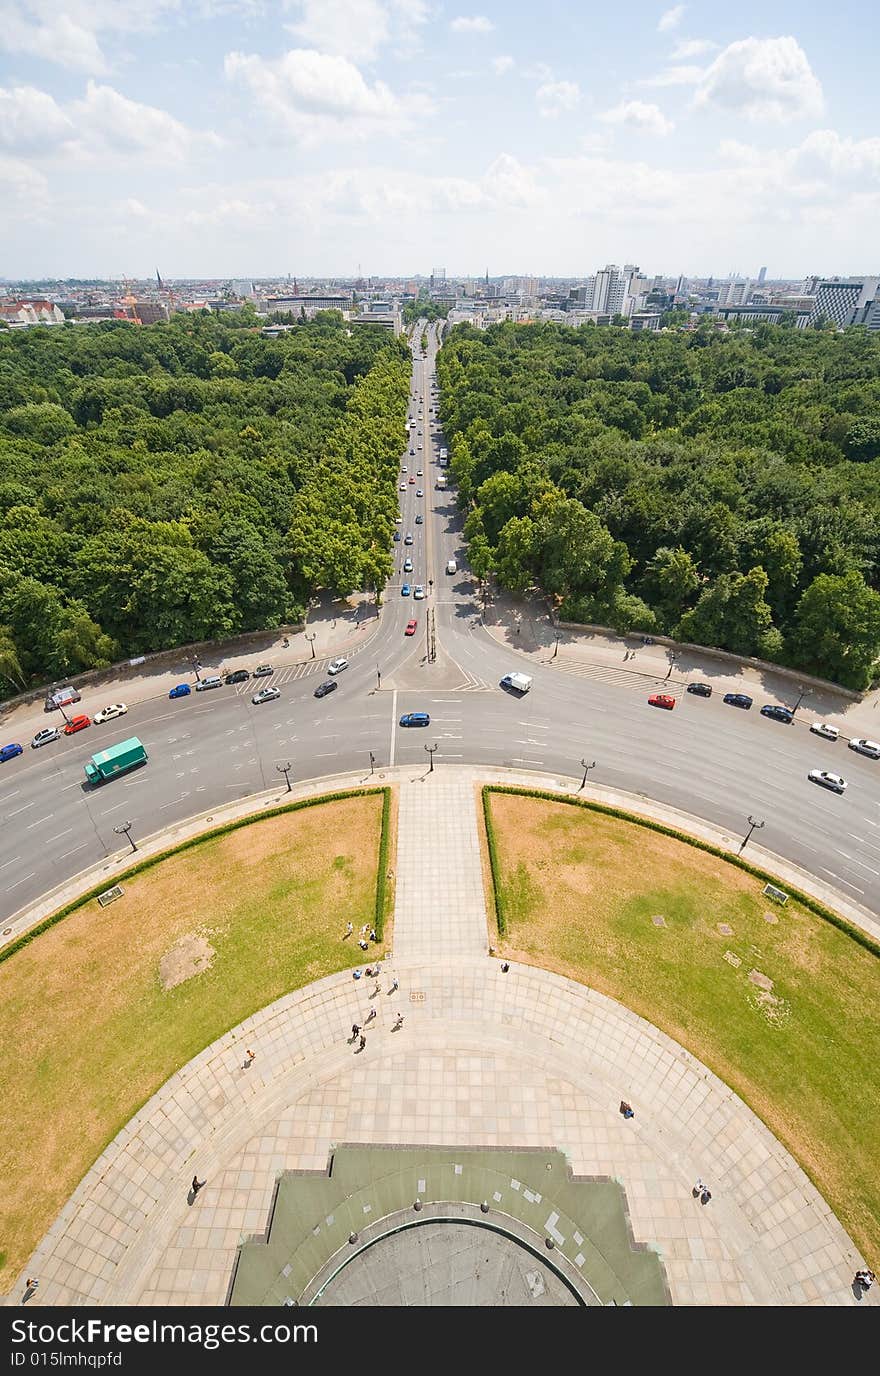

{"left": 807, "top": 277, "right": 880, "bottom": 329}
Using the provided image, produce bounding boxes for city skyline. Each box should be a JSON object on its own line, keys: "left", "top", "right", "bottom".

{"left": 1, "top": 1, "right": 878, "bottom": 277}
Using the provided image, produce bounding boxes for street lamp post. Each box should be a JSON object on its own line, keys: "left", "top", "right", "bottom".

{"left": 369, "top": 751, "right": 376, "bottom": 776}
{"left": 191, "top": 655, "right": 202, "bottom": 682}
{"left": 113, "top": 821, "right": 137, "bottom": 854}
{"left": 276, "top": 761, "right": 292, "bottom": 793}
{"left": 305, "top": 633, "right": 316, "bottom": 660}
{"left": 376, "top": 665, "right": 381, "bottom": 690}
{"left": 578, "top": 758, "right": 597, "bottom": 791}
{"left": 665, "top": 652, "right": 678, "bottom": 682}
{"left": 739, "top": 814, "right": 765, "bottom": 853}
{"left": 792, "top": 685, "right": 807, "bottom": 714}
{"left": 552, "top": 631, "right": 560, "bottom": 660}
{"left": 425, "top": 743, "right": 438, "bottom": 773}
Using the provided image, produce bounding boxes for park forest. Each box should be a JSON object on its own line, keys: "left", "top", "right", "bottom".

{"left": 0, "top": 311, "right": 410, "bottom": 697}
{"left": 437, "top": 320, "right": 880, "bottom": 689}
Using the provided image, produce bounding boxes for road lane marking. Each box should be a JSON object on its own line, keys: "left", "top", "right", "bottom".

{"left": 0, "top": 791, "right": 20, "bottom": 804}
{"left": 26, "top": 814, "right": 54, "bottom": 829}
{"left": 7, "top": 872, "right": 35, "bottom": 888}
{"left": 512, "top": 757, "right": 545, "bottom": 766}
{"left": 0, "top": 855, "right": 22, "bottom": 870}
{"left": 58, "top": 844, "right": 88, "bottom": 861}
{"left": 99, "top": 802, "right": 128, "bottom": 816}
{"left": 7, "top": 802, "right": 36, "bottom": 817}
{"left": 54, "top": 827, "right": 73, "bottom": 841}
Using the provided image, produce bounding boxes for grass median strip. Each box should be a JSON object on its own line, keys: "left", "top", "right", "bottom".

{"left": 0, "top": 789, "right": 389, "bottom": 1294}
{"left": 484, "top": 786, "right": 880, "bottom": 1269}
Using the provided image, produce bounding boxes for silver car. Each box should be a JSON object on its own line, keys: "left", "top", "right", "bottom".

{"left": 808, "top": 769, "right": 847, "bottom": 793}
{"left": 849, "top": 738, "right": 880, "bottom": 759}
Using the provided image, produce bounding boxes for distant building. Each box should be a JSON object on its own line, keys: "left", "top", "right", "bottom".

{"left": 232, "top": 280, "right": 254, "bottom": 298}
{"left": 807, "top": 277, "right": 880, "bottom": 329}
{"left": 757, "top": 266, "right": 767, "bottom": 285}
{"left": 629, "top": 312, "right": 662, "bottom": 332}
{"left": 132, "top": 301, "right": 170, "bottom": 325}
{"left": 266, "top": 294, "right": 352, "bottom": 317}
{"left": 0, "top": 298, "right": 64, "bottom": 327}
{"left": 714, "top": 304, "right": 811, "bottom": 328}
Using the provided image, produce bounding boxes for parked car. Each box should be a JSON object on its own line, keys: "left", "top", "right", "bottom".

{"left": 686, "top": 682, "right": 712, "bottom": 698}
{"left": 169, "top": 683, "right": 191, "bottom": 698}
{"left": 849, "top": 738, "right": 880, "bottom": 759}
{"left": 809, "top": 721, "right": 838, "bottom": 741}
{"left": 63, "top": 714, "right": 91, "bottom": 735}
{"left": 0, "top": 742, "right": 24, "bottom": 762}
{"left": 31, "top": 727, "right": 60, "bottom": 749}
{"left": 399, "top": 711, "right": 430, "bottom": 727}
{"left": 760, "top": 704, "right": 793, "bottom": 724}
{"left": 648, "top": 693, "right": 676, "bottom": 710}
{"left": 405, "top": 619, "right": 417, "bottom": 636}
{"left": 252, "top": 685, "right": 281, "bottom": 704}
{"left": 401, "top": 583, "right": 412, "bottom": 596}
{"left": 224, "top": 669, "right": 250, "bottom": 685}
{"left": 93, "top": 703, "right": 128, "bottom": 724}
{"left": 195, "top": 675, "right": 223, "bottom": 692}
{"left": 722, "top": 693, "right": 753, "bottom": 710}
{"left": 808, "top": 769, "right": 847, "bottom": 794}
{"left": 253, "top": 664, "right": 274, "bottom": 678}
{"left": 314, "top": 680, "right": 338, "bottom": 699}
{"left": 328, "top": 657, "right": 349, "bottom": 675}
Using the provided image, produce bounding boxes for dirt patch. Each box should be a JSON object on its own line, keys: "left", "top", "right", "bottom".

{"left": 718, "top": 923, "right": 734, "bottom": 936}
{"left": 748, "top": 969, "right": 773, "bottom": 991}
{"left": 159, "top": 933, "right": 215, "bottom": 990}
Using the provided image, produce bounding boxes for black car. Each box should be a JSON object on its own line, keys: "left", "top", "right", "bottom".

{"left": 722, "top": 692, "right": 753, "bottom": 710}
{"left": 225, "top": 669, "right": 250, "bottom": 684}
{"left": 314, "top": 680, "right": 338, "bottom": 699}
{"left": 760, "top": 704, "right": 793, "bottom": 724}
{"left": 686, "top": 682, "right": 712, "bottom": 698}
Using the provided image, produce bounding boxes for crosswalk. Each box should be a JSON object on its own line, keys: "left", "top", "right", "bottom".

{"left": 551, "top": 656, "right": 683, "bottom": 694}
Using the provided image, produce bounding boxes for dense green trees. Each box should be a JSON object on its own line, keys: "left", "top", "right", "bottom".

{"left": 438, "top": 320, "right": 880, "bottom": 687}
{"left": 0, "top": 312, "right": 409, "bottom": 695}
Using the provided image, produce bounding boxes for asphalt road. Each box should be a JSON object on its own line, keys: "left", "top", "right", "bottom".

{"left": 3, "top": 322, "right": 880, "bottom": 922}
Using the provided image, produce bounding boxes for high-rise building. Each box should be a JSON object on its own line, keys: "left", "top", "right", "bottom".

{"left": 757, "top": 266, "right": 767, "bottom": 285}
{"left": 808, "top": 277, "right": 880, "bottom": 329}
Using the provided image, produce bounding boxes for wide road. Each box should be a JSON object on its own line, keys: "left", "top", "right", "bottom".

{"left": 2, "top": 321, "right": 880, "bottom": 922}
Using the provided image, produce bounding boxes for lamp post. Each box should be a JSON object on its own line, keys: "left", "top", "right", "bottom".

{"left": 305, "top": 632, "right": 316, "bottom": 660}
{"left": 665, "top": 651, "right": 677, "bottom": 682}
{"left": 376, "top": 665, "right": 381, "bottom": 690}
{"left": 113, "top": 821, "right": 137, "bottom": 853}
{"left": 792, "top": 685, "right": 807, "bottom": 714}
{"left": 739, "top": 814, "right": 765, "bottom": 854}
{"left": 276, "top": 761, "right": 292, "bottom": 793}
{"left": 578, "top": 758, "right": 597, "bottom": 791}
{"left": 425, "top": 743, "right": 438, "bottom": 773}
{"left": 369, "top": 751, "right": 376, "bottom": 776}
{"left": 552, "top": 630, "right": 560, "bottom": 660}
{"left": 191, "top": 655, "right": 202, "bottom": 682}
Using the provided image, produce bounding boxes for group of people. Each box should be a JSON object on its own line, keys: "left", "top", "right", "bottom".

{"left": 344, "top": 921, "right": 379, "bottom": 951}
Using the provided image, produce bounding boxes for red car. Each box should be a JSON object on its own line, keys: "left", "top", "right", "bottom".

{"left": 405, "top": 619, "right": 417, "bottom": 636}
{"left": 63, "top": 713, "right": 91, "bottom": 734}
{"left": 648, "top": 693, "right": 676, "bottom": 710}
{"left": 408, "top": 475, "right": 416, "bottom": 484}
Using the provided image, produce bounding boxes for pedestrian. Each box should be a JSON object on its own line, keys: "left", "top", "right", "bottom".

{"left": 365, "top": 1007, "right": 376, "bottom": 1023}
{"left": 700, "top": 1188, "right": 712, "bottom": 1205}
{"left": 390, "top": 976, "right": 399, "bottom": 993}
{"left": 344, "top": 921, "right": 353, "bottom": 939}
{"left": 500, "top": 962, "right": 510, "bottom": 973}
{"left": 244, "top": 1048, "right": 256, "bottom": 1067}
{"left": 692, "top": 1178, "right": 706, "bottom": 1198}
{"left": 351, "top": 1023, "right": 360, "bottom": 1038}
{"left": 191, "top": 1176, "right": 205, "bottom": 1195}
{"left": 358, "top": 939, "right": 369, "bottom": 951}
{"left": 855, "top": 1269, "right": 875, "bottom": 1291}
{"left": 393, "top": 1013, "right": 404, "bottom": 1030}
{"left": 372, "top": 981, "right": 382, "bottom": 995}
{"left": 358, "top": 1033, "right": 366, "bottom": 1050}
{"left": 353, "top": 968, "right": 363, "bottom": 979}
{"left": 25, "top": 1278, "right": 38, "bottom": 1291}
{"left": 619, "top": 1100, "right": 634, "bottom": 1119}
{"left": 360, "top": 924, "right": 369, "bottom": 937}
{"left": 369, "top": 928, "right": 378, "bottom": 943}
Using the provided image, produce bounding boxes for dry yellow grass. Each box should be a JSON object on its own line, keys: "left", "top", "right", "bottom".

{"left": 487, "top": 790, "right": 880, "bottom": 1268}
{"left": 0, "top": 793, "right": 385, "bottom": 1293}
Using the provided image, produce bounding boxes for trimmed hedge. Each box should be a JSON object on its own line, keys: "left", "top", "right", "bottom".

{"left": 1, "top": 787, "right": 392, "bottom": 966}
{"left": 482, "top": 785, "right": 880, "bottom": 959}
{"left": 375, "top": 785, "right": 392, "bottom": 940}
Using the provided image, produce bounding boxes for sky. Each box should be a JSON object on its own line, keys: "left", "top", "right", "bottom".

{"left": 0, "top": 0, "right": 878, "bottom": 280}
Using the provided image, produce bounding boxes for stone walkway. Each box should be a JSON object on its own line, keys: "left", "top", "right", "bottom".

{"left": 8, "top": 767, "right": 876, "bottom": 1308}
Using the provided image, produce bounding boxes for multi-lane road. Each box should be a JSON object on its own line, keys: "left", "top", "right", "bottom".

{"left": 3, "top": 321, "right": 880, "bottom": 923}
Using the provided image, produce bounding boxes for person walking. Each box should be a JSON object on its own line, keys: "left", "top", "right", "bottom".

{"left": 358, "top": 1033, "right": 366, "bottom": 1050}
{"left": 390, "top": 976, "right": 399, "bottom": 994}
{"left": 392, "top": 1013, "right": 404, "bottom": 1030}
{"left": 619, "top": 1100, "right": 634, "bottom": 1119}
{"left": 692, "top": 1178, "right": 706, "bottom": 1198}
{"left": 365, "top": 1007, "right": 377, "bottom": 1023}
{"left": 244, "top": 1048, "right": 256, "bottom": 1067}
{"left": 351, "top": 1023, "right": 360, "bottom": 1039}
{"left": 344, "top": 922, "right": 353, "bottom": 939}
{"left": 855, "top": 1269, "right": 875, "bottom": 1292}
{"left": 191, "top": 1176, "right": 206, "bottom": 1196}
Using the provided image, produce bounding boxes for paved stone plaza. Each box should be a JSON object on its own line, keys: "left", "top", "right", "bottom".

{"left": 10, "top": 767, "right": 877, "bottom": 1307}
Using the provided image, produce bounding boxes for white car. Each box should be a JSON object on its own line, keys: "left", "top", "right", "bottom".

{"left": 402, "top": 465, "right": 408, "bottom": 473}
{"left": 252, "top": 685, "right": 281, "bottom": 704}
{"left": 809, "top": 722, "right": 839, "bottom": 741}
{"left": 327, "top": 657, "right": 349, "bottom": 675}
{"left": 399, "top": 481, "right": 407, "bottom": 490}
{"left": 395, "top": 515, "right": 403, "bottom": 524}
{"left": 808, "top": 769, "right": 847, "bottom": 794}
{"left": 413, "top": 585, "right": 425, "bottom": 600}
{"left": 849, "top": 738, "right": 880, "bottom": 759}
{"left": 93, "top": 703, "right": 128, "bottom": 724}
{"left": 31, "top": 727, "right": 60, "bottom": 749}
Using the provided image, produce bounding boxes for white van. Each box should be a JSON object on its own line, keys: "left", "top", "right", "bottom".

{"left": 446, "top": 558, "right": 457, "bottom": 575}
{"left": 500, "top": 672, "right": 532, "bottom": 694}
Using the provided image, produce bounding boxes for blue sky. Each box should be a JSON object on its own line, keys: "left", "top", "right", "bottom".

{"left": 1, "top": 1, "right": 878, "bottom": 279}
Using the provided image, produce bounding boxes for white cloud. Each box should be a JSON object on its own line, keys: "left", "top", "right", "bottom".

{"left": 599, "top": 100, "right": 674, "bottom": 136}
{"left": 657, "top": 5, "right": 685, "bottom": 32}
{"left": 70, "top": 81, "right": 220, "bottom": 163}
{"left": 451, "top": 15, "right": 493, "bottom": 33}
{"left": 0, "top": 85, "right": 73, "bottom": 153}
{"left": 694, "top": 36, "right": 823, "bottom": 123}
{"left": 225, "top": 47, "right": 426, "bottom": 144}
{"left": 536, "top": 80, "right": 581, "bottom": 118}
{"left": 0, "top": 1, "right": 179, "bottom": 74}
{"left": 492, "top": 55, "right": 515, "bottom": 75}
{"left": 284, "top": 1, "right": 428, "bottom": 63}
{"left": 671, "top": 38, "right": 716, "bottom": 59}
{"left": 639, "top": 64, "right": 704, "bottom": 87}
{"left": 0, "top": 152, "right": 50, "bottom": 211}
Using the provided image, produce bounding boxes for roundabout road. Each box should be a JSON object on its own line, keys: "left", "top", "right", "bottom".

{"left": 3, "top": 323, "right": 880, "bottom": 923}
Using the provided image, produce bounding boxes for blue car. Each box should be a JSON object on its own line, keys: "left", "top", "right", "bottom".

{"left": 399, "top": 712, "right": 430, "bottom": 728}
{"left": 393, "top": 530, "right": 402, "bottom": 541}
{"left": 401, "top": 583, "right": 411, "bottom": 596}
{"left": 723, "top": 692, "right": 753, "bottom": 710}
{"left": 0, "top": 742, "right": 24, "bottom": 762}
{"left": 169, "top": 683, "right": 192, "bottom": 699}
{"left": 760, "top": 704, "right": 793, "bottom": 724}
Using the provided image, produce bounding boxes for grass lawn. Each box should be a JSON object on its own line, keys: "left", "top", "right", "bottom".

{"left": 485, "top": 789, "right": 880, "bottom": 1269}
{"left": 0, "top": 792, "right": 386, "bottom": 1294}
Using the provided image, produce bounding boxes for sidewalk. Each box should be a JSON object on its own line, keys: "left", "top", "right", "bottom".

{"left": 0, "top": 591, "right": 381, "bottom": 741}
{"left": 483, "top": 590, "right": 880, "bottom": 733}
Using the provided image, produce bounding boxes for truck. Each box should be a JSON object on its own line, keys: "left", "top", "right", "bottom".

{"left": 84, "top": 736, "right": 148, "bottom": 786}
{"left": 435, "top": 474, "right": 448, "bottom": 490}
{"left": 500, "top": 672, "right": 533, "bottom": 695}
